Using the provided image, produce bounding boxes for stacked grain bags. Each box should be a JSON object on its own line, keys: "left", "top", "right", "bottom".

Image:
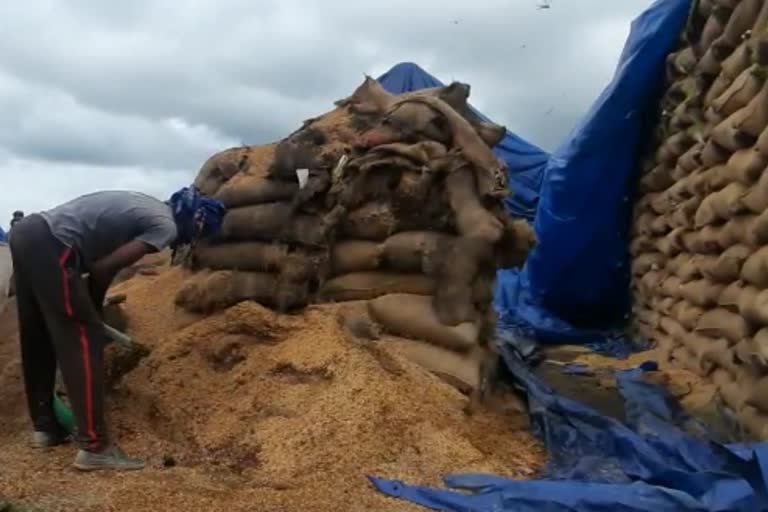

{"left": 174, "top": 77, "right": 536, "bottom": 396}
{"left": 631, "top": 0, "right": 768, "bottom": 438}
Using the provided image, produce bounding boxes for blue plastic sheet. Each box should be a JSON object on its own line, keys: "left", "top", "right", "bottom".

{"left": 0, "top": 227, "right": 7, "bottom": 243}
{"left": 377, "top": 62, "right": 550, "bottom": 221}
{"left": 371, "top": 348, "right": 768, "bottom": 512}
{"left": 494, "top": 0, "right": 693, "bottom": 342}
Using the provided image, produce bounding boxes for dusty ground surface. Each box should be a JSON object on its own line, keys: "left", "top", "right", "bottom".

{"left": 0, "top": 259, "right": 545, "bottom": 512}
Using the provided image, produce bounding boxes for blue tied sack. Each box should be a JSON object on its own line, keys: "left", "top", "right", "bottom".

{"left": 168, "top": 186, "right": 226, "bottom": 244}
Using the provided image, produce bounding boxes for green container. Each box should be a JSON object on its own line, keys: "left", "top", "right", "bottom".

{"left": 53, "top": 393, "right": 76, "bottom": 434}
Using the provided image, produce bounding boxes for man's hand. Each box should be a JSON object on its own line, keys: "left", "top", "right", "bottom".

{"left": 88, "top": 240, "right": 155, "bottom": 312}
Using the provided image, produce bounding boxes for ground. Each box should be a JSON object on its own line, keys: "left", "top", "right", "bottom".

{"left": 0, "top": 260, "right": 545, "bottom": 512}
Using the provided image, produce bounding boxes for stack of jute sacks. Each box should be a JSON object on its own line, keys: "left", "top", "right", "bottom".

{"left": 174, "top": 76, "right": 536, "bottom": 394}
{"left": 631, "top": 0, "right": 768, "bottom": 438}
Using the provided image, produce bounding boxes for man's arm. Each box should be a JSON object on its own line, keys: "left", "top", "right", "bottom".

{"left": 88, "top": 240, "right": 156, "bottom": 313}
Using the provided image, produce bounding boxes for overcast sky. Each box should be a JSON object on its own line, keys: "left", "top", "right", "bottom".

{"left": 0, "top": 0, "right": 656, "bottom": 227}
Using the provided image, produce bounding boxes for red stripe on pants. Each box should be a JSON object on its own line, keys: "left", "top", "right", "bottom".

{"left": 58, "top": 248, "right": 98, "bottom": 449}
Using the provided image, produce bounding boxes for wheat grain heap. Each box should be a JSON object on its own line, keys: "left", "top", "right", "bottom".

{"left": 173, "top": 76, "right": 535, "bottom": 391}
{"left": 631, "top": 0, "right": 768, "bottom": 439}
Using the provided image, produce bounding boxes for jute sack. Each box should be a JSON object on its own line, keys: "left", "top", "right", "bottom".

{"left": 319, "top": 272, "right": 436, "bottom": 302}
{"left": 753, "top": 328, "right": 768, "bottom": 365}
{"left": 741, "top": 246, "right": 768, "bottom": 287}
{"left": 671, "top": 346, "right": 708, "bottom": 377}
{"left": 387, "top": 340, "right": 484, "bottom": 391}
{"left": 445, "top": 168, "right": 503, "bottom": 243}
{"left": 631, "top": 253, "right": 666, "bottom": 276}
{"left": 714, "top": 0, "right": 764, "bottom": 52}
{"left": 695, "top": 182, "right": 748, "bottom": 227}
{"left": 660, "top": 275, "right": 683, "bottom": 298}
{"left": 737, "top": 285, "right": 765, "bottom": 324}
{"left": 726, "top": 148, "right": 767, "bottom": 185}
{"left": 731, "top": 81, "right": 768, "bottom": 139}
{"left": 717, "top": 370, "right": 750, "bottom": 412}
{"left": 720, "top": 42, "right": 753, "bottom": 83}
{"left": 682, "top": 332, "right": 724, "bottom": 375}
{"left": 382, "top": 231, "right": 452, "bottom": 274}
{"left": 712, "top": 66, "right": 766, "bottom": 117}
{"left": 685, "top": 225, "right": 722, "bottom": 253}
{"left": 670, "top": 197, "right": 700, "bottom": 229}
{"left": 702, "top": 244, "right": 751, "bottom": 283}
{"left": 701, "top": 338, "right": 740, "bottom": 379}
{"left": 640, "top": 164, "right": 675, "bottom": 193}
{"left": 650, "top": 191, "right": 675, "bottom": 215}
{"left": 191, "top": 242, "right": 287, "bottom": 272}
{"left": 701, "top": 139, "right": 731, "bottom": 167}
{"left": 220, "top": 203, "right": 326, "bottom": 245}
{"left": 659, "top": 315, "right": 686, "bottom": 340}
{"left": 639, "top": 270, "right": 665, "bottom": 295}
{"left": 174, "top": 270, "right": 307, "bottom": 313}
{"left": 695, "top": 307, "right": 751, "bottom": 343}
{"left": 678, "top": 143, "right": 704, "bottom": 172}
{"left": 704, "top": 164, "right": 735, "bottom": 192}
{"left": 700, "top": 10, "right": 728, "bottom": 56}
{"left": 341, "top": 202, "right": 398, "bottom": 241}
{"left": 759, "top": 124, "right": 768, "bottom": 157}
{"left": 634, "top": 212, "right": 657, "bottom": 236}
{"left": 750, "top": 210, "right": 768, "bottom": 246}
{"left": 193, "top": 146, "right": 249, "bottom": 196}
{"left": 741, "top": 169, "right": 768, "bottom": 214}
{"left": 650, "top": 215, "right": 672, "bottom": 237}
{"left": 368, "top": 294, "right": 479, "bottom": 352}
{"left": 330, "top": 240, "right": 383, "bottom": 275}
{"left": 718, "top": 281, "right": 745, "bottom": 311}
{"left": 656, "top": 297, "right": 677, "bottom": 316}
{"left": 717, "top": 216, "right": 754, "bottom": 249}
{"left": 738, "top": 406, "right": 768, "bottom": 441}
{"left": 671, "top": 301, "right": 705, "bottom": 330}
{"left": 745, "top": 375, "right": 768, "bottom": 412}
{"left": 679, "top": 279, "right": 725, "bottom": 307}
{"left": 667, "top": 253, "right": 689, "bottom": 277}
{"left": 214, "top": 175, "right": 298, "bottom": 208}
{"left": 630, "top": 236, "right": 656, "bottom": 257}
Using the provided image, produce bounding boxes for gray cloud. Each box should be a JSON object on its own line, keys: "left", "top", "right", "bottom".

{"left": 0, "top": 0, "right": 655, "bottom": 224}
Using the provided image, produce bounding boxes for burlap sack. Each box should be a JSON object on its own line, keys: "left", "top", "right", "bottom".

{"left": 382, "top": 231, "right": 451, "bottom": 274}
{"left": 671, "top": 346, "right": 708, "bottom": 377}
{"left": 695, "top": 183, "right": 748, "bottom": 227}
{"left": 650, "top": 192, "right": 675, "bottom": 216}
{"left": 387, "top": 339, "right": 484, "bottom": 391}
{"left": 341, "top": 202, "right": 398, "bottom": 241}
{"left": 752, "top": 328, "right": 768, "bottom": 365}
{"left": 737, "top": 285, "right": 765, "bottom": 324}
{"left": 751, "top": 210, "right": 768, "bottom": 246}
{"left": 214, "top": 175, "right": 298, "bottom": 208}
{"left": 445, "top": 168, "right": 503, "bottom": 243}
{"left": 700, "top": 11, "right": 728, "bottom": 57}
{"left": 746, "top": 376, "right": 768, "bottom": 412}
{"left": 640, "top": 164, "right": 675, "bottom": 193}
{"left": 639, "top": 270, "right": 665, "bottom": 295}
{"left": 667, "top": 253, "right": 702, "bottom": 284}
{"left": 717, "top": 216, "right": 754, "bottom": 249}
{"left": 679, "top": 279, "right": 725, "bottom": 307}
{"left": 715, "top": 0, "right": 764, "bottom": 52}
{"left": 686, "top": 225, "right": 722, "bottom": 253}
{"left": 726, "top": 148, "right": 768, "bottom": 185}
{"left": 678, "top": 142, "right": 704, "bottom": 172}
{"left": 671, "top": 301, "right": 705, "bottom": 330}
{"left": 670, "top": 197, "right": 700, "bottom": 229}
{"left": 660, "top": 275, "right": 683, "bottom": 298}
{"left": 193, "top": 146, "right": 249, "bottom": 196}
{"left": 192, "top": 242, "right": 287, "bottom": 272}
{"left": 702, "top": 244, "right": 751, "bottom": 282}
{"left": 658, "top": 297, "right": 677, "bottom": 316}
{"left": 656, "top": 228, "right": 685, "bottom": 256}
{"left": 759, "top": 125, "right": 768, "bottom": 157}
{"left": 741, "top": 169, "right": 768, "bottom": 213}
{"left": 659, "top": 315, "right": 685, "bottom": 340}
{"left": 731, "top": 79, "right": 768, "bottom": 139}
{"left": 718, "top": 371, "right": 750, "bottom": 412}
{"left": 741, "top": 246, "right": 768, "bottom": 287}
{"left": 718, "top": 281, "right": 745, "bottom": 311}
{"left": 738, "top": 406, "right": 768, "bottom": 441}
{"left": 330, "top": 240, "right": 383, "bottom": 275}
{"left": 652, "top": 219, "right": 672, "bottom": 241}
{"left": 220, "top": 203, "right": 327, "bottom": 246}
{"left": 723, "top": 39, "right": 752, "bottom": 76}
{"left": 631, "top": 253, "right": 666, "bottom": 276}
{"left": 701, "top": 139, "right": 731, "bottom": 167}
{"left": 685, "top": 169, "right": 713, "bottom": 197}
{"left": 175, "top": 270, "right": 307, "bottom": 313}
{"left": 706, "top": 164, "right": 736, "bottom": 192}
{"left": 319, "top": 272, "right": 436, "bottom": 302}
{"left": 712, "top": 66, "right": 766, "bottom": 117}
{"left": 695, "top": 307, "right": 750, "bottom": 343}
{"left": 368, "top": 294, "right": 479, "bottom": 352}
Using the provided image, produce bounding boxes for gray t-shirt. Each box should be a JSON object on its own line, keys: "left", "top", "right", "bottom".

{"left": 40, "top": 191, "right": 178, "bottom": 269}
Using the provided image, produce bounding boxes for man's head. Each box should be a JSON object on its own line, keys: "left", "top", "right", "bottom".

{"left": 10, "top": 210, "right": 24, "bottom": 228}
{"left": 168, "top": 186, "right": 226, "bottom": 246}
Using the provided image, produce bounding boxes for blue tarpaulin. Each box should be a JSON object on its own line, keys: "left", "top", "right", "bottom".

{"left": 372, "top": 348, "right": 768, "bottom": 512}
{"left": 494, "top": 0, "right": 693, "bottom": 346}
{"left": 377, "top": 62, "right": 550, "bottom": 221}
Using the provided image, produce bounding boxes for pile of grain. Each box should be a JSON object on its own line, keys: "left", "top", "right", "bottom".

{"left": 102, "top": 264, "right": 542, "bottom": 511}
{"left": 631, "top": 0, "right": 768, "bottom": 439}
{"left": 176, "top": 77, "right": 535, "bottom": 394}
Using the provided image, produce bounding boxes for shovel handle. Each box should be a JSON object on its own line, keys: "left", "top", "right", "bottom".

{"left": 103, "top": 323, "right": 133, "bottom": 347}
